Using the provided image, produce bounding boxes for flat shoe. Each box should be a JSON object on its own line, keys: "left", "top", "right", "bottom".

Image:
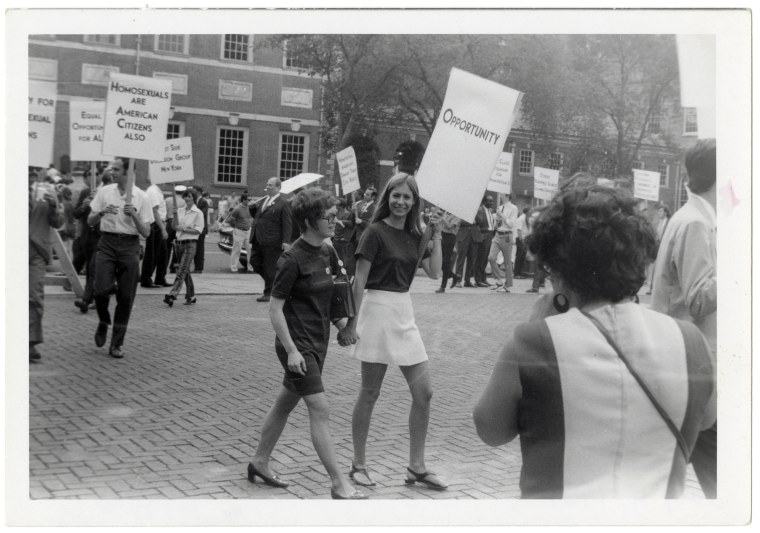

{"left": 404, "top": 467, "right": 448, "bottom": 491}
{"left": 183, "top": 297, "right": 197, "bottom": 305}
{"left": 108, "top": 346, "right": 124, "bottom": 359}
{"left": 94, "top": 322, "right": 109, "bottom": 347}
{"left": 163, "top": 294, "right": 176, "bottom": 307}
{"left": 349, "top": 463, "right": 377, "bottom": 487}
{"left": 331, "top": 487, "right": 368, "bottom": 500}
{"left": 247, "top": 462, "right": 289, "bottom": 488}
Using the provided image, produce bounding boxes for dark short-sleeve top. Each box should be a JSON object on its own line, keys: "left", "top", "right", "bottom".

{"left": 355, "top": 221, "right": 429, "bottom": 292}
{"left": 271, "top": 237, "right": 340, "bottom": 357}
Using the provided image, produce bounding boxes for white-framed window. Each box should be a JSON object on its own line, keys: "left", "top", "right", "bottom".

{"left": 548, "top": 152, "right": 563, "bottom": 171}
{"left": 518, "top": 149, "right": 534, "bottom": 175}
{"left": 631, "top": 160, "right": 645, "bottom": 170}
{"left": 279, "top": 133, "right": 309, "bottom": 179}
{"left": 215, "top": 126, "right": 248, "bottom": 185}
{"left": 221, "top": 34, "right": 253, "bottom": 62}
{"left": 155, "top": 35, "right": 189, "bottom": 55}
{"left": 282, "top": 39, "right": 312, "bottom": 70}
{"left": 683, "top": 107, "right": 699, "bottom": 136}
{"left": 167, "top": 121, "right": 185, "bottom": 139}
{"left": 648, "top": 115, "right": 661, "bottom": 134}
{"left": 658, "top": 163, "right": 669, "bottom": 188}
{"left": 84, "top": 35, "right": 120, "bottom": 46}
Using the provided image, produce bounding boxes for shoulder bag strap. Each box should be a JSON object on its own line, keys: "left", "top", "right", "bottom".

{"left": 581, "top": 311, "right": 691, "bottom": 460}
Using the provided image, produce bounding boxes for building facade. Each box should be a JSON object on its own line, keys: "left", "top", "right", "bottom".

{"left": 29, "top": 34, "right": 325, "bottom": 198}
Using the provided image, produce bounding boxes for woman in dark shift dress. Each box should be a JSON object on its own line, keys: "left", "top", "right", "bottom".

{"left": 247, "top": 188, "right": 367, "bottom": 500}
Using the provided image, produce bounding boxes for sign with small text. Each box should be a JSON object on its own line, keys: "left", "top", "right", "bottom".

{"left": 336, "top": 146, "right": 360, "bottom": 195}
{"left": 69, "top": 100, "right": 110, "bottom": 162}
{"left": 148, "top": 137, "right": 194, "bottom": 184}
{"left": 633, "top": 169, "right": 661, "bottom": 202}
{"left": 533, "top": 167, "right": 560, "bottom": 201}
{"left": 486, "top": 152, "right": 513, "bottom": 194}
{"left": 29, "top": 80, "right": 57, "bottom": 168}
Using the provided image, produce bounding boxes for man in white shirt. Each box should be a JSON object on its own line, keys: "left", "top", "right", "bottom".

{"left": 513, "top": 207, "right": 531, "bottom": 278}
{"left": 140, "top": 179, "right": 170, "bottom": 288}
{"left": 650, "top": 138, "right": 717, "bottom": 498}
{"left": 87, "top": 157, "right": 153, "bottom": 359}
{"left": 488, "top": 193, "right": 518, "bottom": 292}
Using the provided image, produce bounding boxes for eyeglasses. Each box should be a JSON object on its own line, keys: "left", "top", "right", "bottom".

{"left": 319, "top": 214, "right": 337, "bottom": 223}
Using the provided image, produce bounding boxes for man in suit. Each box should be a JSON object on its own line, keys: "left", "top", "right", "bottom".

{"left": 193, "top": 187, "right": 210, "bottom": 274}
{"left": 250, "top": 177, "right": 292, "bottom": 302}
{"left": 650, "top": 138, "right": 717, "bottom": 499}
{"left": 453, "top": 196, "right": 489, "bottom": 288}
{"left": 474, "top": 195, "right": 496, "bottom": 287}
{"left": 353, "top": 186, "right": 377, "bottom": 245}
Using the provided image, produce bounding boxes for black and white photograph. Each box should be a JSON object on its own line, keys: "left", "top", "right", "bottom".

{"left": 7, "top": 3, "right": 752, "bottom": 529}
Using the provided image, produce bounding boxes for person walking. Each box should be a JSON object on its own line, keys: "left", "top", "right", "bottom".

{"left": 29, "top": 172, "right": 63, "bottom": 361}
{"left": 474, "top": 185, "right": 716, "bottom": 498}
{"left": 339, "top": 173, "right": 448, "bottom": 491}
{"left": 139, "top": 179, "right": 170, "bottom": 288}
{"left": 192, "top": 187, "right": 209, "bottom": 274}
{"left": 435, "top": 210, "right": 460, "bottom": 293}
{"left": 225, "top": 192, "right": 253, "bottom": 273}
{"left": 513, "top": 207, "right": 531, "bottom": 278}
{"left": 163, "top": 189, "right": 205, "bottom": 307}
{"left": 488, "top": 193, "right": 518, "bottom": 292}
{"left": 248, "top": 188, "right": 367, "bottom": 500}
{"left": 87, "top": 157, "right": 153, "bottom": 359}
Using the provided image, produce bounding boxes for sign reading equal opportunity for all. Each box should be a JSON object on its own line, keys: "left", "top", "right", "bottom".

{"left": 29, "top": 80, "right": 57, "bottom": 168}
{"left": 533, "top": 167, "right": 560, "bottom": 201}
{"left": 102, "top": 73, "right": 173, "bottom": 161}
{"left": 415, "top": 68, "right": 522, "bottom": 223}
{"left": 486, "top": 152, "right": 513, "bottom": 194}
{"left": 69, "top": 100, "right": 110, "bottom": 162}
{"left": 633, "top": 169, "right": 661, "bottom": 202}
{"left": 336, "top": 146, "right": 360, "bottom": 195}
{"left": 148, "top": 137, "right": 194, "bottom": 184}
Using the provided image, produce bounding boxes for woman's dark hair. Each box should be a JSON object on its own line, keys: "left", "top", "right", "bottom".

{"left": 526, "top": 185, "right": 658, "bottom": 303}
{"left": 371, "top": 172, "right": 422, "bottom": 236}
{"left": 182, "top": 189, "right": 198, "bottom": 202}
{"left": 292, "top": 188, "right": 337, "bottom": 233}
{"left": 660, "top": 205, "right": 671, "bottom": 219}
{"left": 393, "top": 141, "right": 426, "bottom": 174}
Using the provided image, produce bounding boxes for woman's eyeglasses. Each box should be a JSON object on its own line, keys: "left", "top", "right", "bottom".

{"left": 319, "top": 214, "right": 337, "bottom": 223}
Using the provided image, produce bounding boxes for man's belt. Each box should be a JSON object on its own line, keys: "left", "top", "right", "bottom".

{"left": 101, "top": 231, "right": 139, "bottom": 240}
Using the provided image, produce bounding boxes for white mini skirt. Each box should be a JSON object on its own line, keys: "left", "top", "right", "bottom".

{"left": 352, "top": 289, "right": 428, "bottom": 366}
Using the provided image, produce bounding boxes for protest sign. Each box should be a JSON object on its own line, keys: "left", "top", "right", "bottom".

{"left": 69, "top": 100, "right": 110, "bottom": 162}
{"left": 415, "top": 68, "right": 522, "bottom": 223}
{"left": 29, "top": 80, "right": 57, "bottom": 168}
{"left": 336, "top": 146, "right": 360, "bottom": 195}
{"left": 633, "top": 169, "right": 661, "bottom": 202}
{"left": 148, "top": 137, "right": 195, "bottom": 184}
{"left": 533, "top": 167, "right": 560, "bottom": 201}
{"left": 486, "top": 152, "right": 513, "bottom": 194}
{"left": 102, "top": 72, "right": 172, "bottom": 161}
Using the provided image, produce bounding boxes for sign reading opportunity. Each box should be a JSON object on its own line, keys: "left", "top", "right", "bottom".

{"left": 102, "top": 72, "right": 172, "bottom": 160}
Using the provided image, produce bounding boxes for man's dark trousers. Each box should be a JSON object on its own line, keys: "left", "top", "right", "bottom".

{"left": 94, "top": 233, "right": 141, "bottom": 349}
{"left": 140, "top": 222, "right": 168, "bottom": 285}
{"left": 250, "top": 240, "right": 281, "bottom": 297}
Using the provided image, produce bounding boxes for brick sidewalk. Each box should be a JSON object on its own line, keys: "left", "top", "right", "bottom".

{"left": 29, "top": 276, "right": 705, "bottom": 502}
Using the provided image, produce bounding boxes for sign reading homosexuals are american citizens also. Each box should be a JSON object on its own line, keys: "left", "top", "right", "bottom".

{"left": 148, "top": 137, "right": 195, "bottom": 184}
{"left": 69, "top": 100, "right": 110, "bottom": 162}
{"left": 415, "top": 68, "right": 522, "bottom": 223}
{"left": 533, "top": 167, "right": 560, "bottom": 201}
{"left": 336, "top": 146, "right": 360, "bottom": 195}
{"left": 102, "top": 73, "right": 172, "bottom": 161}
{"left": 486, "top": 152, "right": 513, "bottom": 194}
{"left": 633, "top": 169, "right": 661, "bottom": 202}
{"left": 29, "top": 80, "right": 57, "bottom": 168}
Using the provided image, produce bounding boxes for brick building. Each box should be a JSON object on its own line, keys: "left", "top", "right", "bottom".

{"left": 29, "top": 34, "right": 325, "bottom": 200}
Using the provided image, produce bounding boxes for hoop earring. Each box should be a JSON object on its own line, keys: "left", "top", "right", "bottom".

{"left": 553, "top": 293, "right": 570, "bottom": 313}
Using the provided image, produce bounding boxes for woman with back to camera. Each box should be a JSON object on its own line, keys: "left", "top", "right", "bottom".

{"left": 339, "top": 170, "right": 448, "bottom": 491}
{"left": 473, "top": 185, "right": 716, "bottom": 498}
{"left": 247, "top": 188, "right": 366, "bottom": 500}
{"left": 163, "top": 189, "right": 204, "bottom": 307}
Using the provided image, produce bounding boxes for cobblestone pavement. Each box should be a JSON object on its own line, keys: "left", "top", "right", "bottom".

{"left": 27, "top": 272, "right": 705, "bottom": 506}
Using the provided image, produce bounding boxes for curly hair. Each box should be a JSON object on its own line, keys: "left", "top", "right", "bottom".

{"left": 291, "top": 188, "right": 337, "bottom": 233}
{"left": 526, "top": 185, "right": 658, "bottom": 303}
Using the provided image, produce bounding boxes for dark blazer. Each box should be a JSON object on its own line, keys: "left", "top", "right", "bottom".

{"left": 354, "top": 200, "right": 375, "bottom": 243}
{"left": 253, "top": 195, "right": 292, "bottom": 248}
{"left": 456, "top": 206, "right": 488, "bottom": 243}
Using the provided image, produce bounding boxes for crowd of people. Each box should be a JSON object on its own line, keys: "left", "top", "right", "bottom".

{"left": 29, "top": 139, "right": 717, "bottom": 500}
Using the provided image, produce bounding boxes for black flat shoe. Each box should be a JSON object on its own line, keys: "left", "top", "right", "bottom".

{"left": 331, "top": 487, "right": 368, "bottom": 500}
{"left": 247, "top": 462, "right": 289, "bottom": 488}
{"left": 404, "top": 467, "right": 448, "bottom": 491}
{"left": 74, "top": 299, "right": 89, "bottom": 313}
{"left": 94, "top": 322, "right": 109, "bottom": 347}
{"left": 183, "top": 297, "right": 197, "bottom": 305}
{"left": 163, "top": 294, "right": 176, "bottom": 307}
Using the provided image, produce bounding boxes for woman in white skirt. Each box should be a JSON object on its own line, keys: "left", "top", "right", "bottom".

{"left": 339, "top": 172, "right": 448, "bottom": 491}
